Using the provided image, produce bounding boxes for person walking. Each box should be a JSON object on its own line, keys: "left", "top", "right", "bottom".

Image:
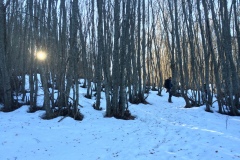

{"left": 165, "top": 77, "right": 173, "bottom": 103}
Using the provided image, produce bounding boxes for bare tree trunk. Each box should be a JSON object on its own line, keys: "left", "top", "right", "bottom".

{"left": 27, "top": 0, "right": 38, "bottom": 111}
{"left": 201, "top": 0, "right": 212, "bottom": 112}
{"left": 112, "top": 0, "right": 120, "bottom": 114}
{"left": 95, "top": 0, "right": 104, "bottom": 110}
{"left": 102, "top": 0, "right": 112, "bottom": 116}
{"left": 137, "top": 0, "right": 143, "bottom": 101}
{"left": 233, "top": 0, "right": 240, "bottom": 108}
{"left": 79, "top": 9, "right": 88, "bottom": 90}
{"left": 141, "top": 0, "right": 147, "bottom": 96}
{"left": 184, "top": 0, "right": 193, "bottom": 91}
{"left": 72, "top": 0, "right": 80, "bottom": 118}
{"left": 56, "top": 0, "right": 67, "bottom": 109}
{"left": 158, "top": 1, "right": 172, "bottom": 95}
{"left": 167, "top": 0, "right": 177, "bottom": 95}
{"left": 220, "top": 0, "right": 239, "bottom": 115}
{"left": 119, "top": 1, "right": 128, "bottom": 117}
{"left": 0, "top": 0, "right": 13, "bottom": 111}
{"left": 65, "top": 0, "right": 80, "bottom": 117}
{"left": 208, "top": 0, "right": 225, "bottom": 113}
{"left": 40, "top": 65, "right": 52, "bottom": 118}
{"left": 129, "top": 0, "right": 137, "bottom": 103}
{"left": 21, "top": 8, "right": 28, "bottom": 101}
{"left": 86, "top": 0, "right": 96, "bottom": 99}
{"left": 174, "top": 0, "right": 191, "bottom": 107}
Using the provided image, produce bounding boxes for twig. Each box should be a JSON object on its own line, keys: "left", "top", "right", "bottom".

{"left": 58, "top": 115, "right": 68, "bottom": 122}
{"left": 68, "top": 96, "right": 84, "bottom": 108}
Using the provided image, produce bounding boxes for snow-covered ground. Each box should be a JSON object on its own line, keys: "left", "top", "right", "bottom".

{"left": 1, "top": 81, "right": 240, "bottom": 160}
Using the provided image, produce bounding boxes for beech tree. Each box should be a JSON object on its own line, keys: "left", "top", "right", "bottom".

{"left": 0, "top": 0, "right": 12, "bottom": 111}
{"left": 1, "top": 0, "right": 239, "bottom": 118}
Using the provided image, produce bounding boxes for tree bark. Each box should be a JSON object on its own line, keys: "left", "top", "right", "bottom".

{"left": 95, "top": 0, "right": 104, "bottom": 110}
{"left": 0, "top": 0, "right": 12, "bottom": 110}
{"left": 112, "top": 0, "right": 120, "bottom": 114}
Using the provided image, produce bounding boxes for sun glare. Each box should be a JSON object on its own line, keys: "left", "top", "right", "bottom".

{"left": 36, "top": 51, "right": 47, "bottom": 61}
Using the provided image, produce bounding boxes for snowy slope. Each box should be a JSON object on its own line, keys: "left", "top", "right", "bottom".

{"left": 0, "top": 85, "right": 240, "bottom": 160}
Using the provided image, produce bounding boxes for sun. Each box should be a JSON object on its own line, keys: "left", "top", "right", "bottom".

{"left": 36, "top": 51, "right": 47, "bottom": 61}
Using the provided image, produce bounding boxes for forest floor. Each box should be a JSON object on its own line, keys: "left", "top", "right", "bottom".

{"left": 0, "top": 79, "right": 240, "bottom": 160}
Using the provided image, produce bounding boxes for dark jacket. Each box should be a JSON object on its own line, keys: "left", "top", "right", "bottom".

{"left": 165, "top": 79, "right": 172, "bottom": 90}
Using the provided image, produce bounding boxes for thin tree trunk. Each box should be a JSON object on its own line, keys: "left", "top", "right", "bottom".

{"left": 174, "top": 0, "right": 191, "bottom": 108}
{"left": 112, "top": 0, "right": 120, "bottom": 114}
{"left": 129, "top": 0, "right": 138, "bottom": 103}
{"left": 0, "top": 0, "right": 12, "bottom": 111}
{"left": 142, "top": 0, "right": 146, "bottom": 97}
{"left": 137, "top": 0, "right": 143, "bottom": 101}
{"left": 103, "top": 0, "right": 112, "bottom": 116}
{"left": 208, "top": 0, "right": 225, "bottom": 113}
{"left": 202, "top": 0, "right": 212, "bottom": 112}
{"left": 95, "top": 0, "right": 104, "bottom": 111}
{"left": 220, "top": 0, "right": 239, "bottom": 115}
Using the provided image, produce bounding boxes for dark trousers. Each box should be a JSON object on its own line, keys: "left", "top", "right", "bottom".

{"left": 168, "top": 90, "right": 172, "bottom": 102}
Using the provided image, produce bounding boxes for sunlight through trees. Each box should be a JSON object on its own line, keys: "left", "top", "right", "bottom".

{"left": 0, "top": 0, "right": 239, "bottom": 117}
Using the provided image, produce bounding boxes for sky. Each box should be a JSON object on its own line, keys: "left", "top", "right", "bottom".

{"left": 0, "top": 76, "right": 240, "bottom": 160}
